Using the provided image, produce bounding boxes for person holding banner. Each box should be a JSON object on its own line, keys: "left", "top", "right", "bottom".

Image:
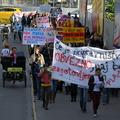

{"left": 88, "top": 68, "right": 104, "bottom": 117}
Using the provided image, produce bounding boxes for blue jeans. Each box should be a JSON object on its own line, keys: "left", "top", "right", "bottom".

{"left": 102, "top": 88, "right": 110, "bottom": 105}
{"left": 80, "top": 88, "right": 88, "bottom": 112}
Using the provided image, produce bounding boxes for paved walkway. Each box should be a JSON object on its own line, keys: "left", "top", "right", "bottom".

{"left": 0, "top": 29, "right": 33, "bottom": 120}
{"left": 36, "top": 91, "right": 120, "bottom": 120}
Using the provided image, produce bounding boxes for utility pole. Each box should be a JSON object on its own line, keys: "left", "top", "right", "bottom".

{"left": 53, "top": 0, "right": 55, "bottom": 7}
{"left": 84, "top": 0, "right": 88, "bottom": 27}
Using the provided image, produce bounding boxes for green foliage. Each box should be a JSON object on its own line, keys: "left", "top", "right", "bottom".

{"left": 105, "top": 0, "right": 115, "bottom": 21}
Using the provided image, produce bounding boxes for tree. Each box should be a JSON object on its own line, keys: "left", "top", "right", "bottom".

{"left": 105, "top": 0, "right": 115, "bottom": 21}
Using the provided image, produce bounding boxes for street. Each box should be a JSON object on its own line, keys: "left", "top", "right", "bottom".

{"left": 0, "top": 1, "right": 120, "bottom": 120}
{"left": 0, "top": 29, "right": 33, "bottom": 120}
{"left": 36, "top": 92, "right": 120, "bottom": 120}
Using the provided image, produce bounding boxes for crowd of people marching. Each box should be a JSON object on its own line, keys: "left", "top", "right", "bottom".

{"left": 0, "top": 7, "right": 119, "bottom": 117}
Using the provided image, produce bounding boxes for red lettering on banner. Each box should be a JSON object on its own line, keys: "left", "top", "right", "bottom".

{"left": 117, "top": 71, "right": 120, "bottom": 78}
{"left": 105, "top": 72, "right": 120, "bottom": 86}
{"left": 52, "top": 66, "right": 92, "bottom": 80}
{"left": 24, "top": 32, "right": 30, "bottom": 35}
{"left": 55, "top": 52, "right": 92, "bottom": 68}
{"left": 69, "top": 57, "right": 74, "bottom": 66}
{"left": 106, "top": 80, "right": 111, "bottom": 86}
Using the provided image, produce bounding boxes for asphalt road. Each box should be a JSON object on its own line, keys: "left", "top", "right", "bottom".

{"left": 0, "top": 27, "right": 33, "bottom": 120}
{"left": 36, "top": 91, "right": 120, "bottom": 120}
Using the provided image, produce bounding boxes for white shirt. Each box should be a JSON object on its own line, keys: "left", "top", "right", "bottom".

{"left": 1, "top": 48, "right": 10, "bottom": 56}
{"left": 93, "top": 75, "right": 102, "bottom": 92}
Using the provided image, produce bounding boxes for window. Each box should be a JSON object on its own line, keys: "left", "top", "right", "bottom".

{"left": 0, "top": 8, "right": 15, "bottom": 12}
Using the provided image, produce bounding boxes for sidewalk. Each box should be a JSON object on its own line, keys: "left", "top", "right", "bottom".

{"left": 35, "top": 92, "right": 120, "bottom": 120}
{"left": 0, "top": 31, "right": 33, "bottom": 120}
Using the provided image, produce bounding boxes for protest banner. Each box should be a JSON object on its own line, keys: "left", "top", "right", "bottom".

{"left": 36, "top": 16, "right": 50, "bottom": 28}
{"left": 52, "top": 38, "right": 120, "bottom": 88}
{"left": 57, "top": 15, "right": 74, "bottom": 27}
{"left": 57, "top": 27, "right": 85, "bottom": 43}
{"left": 44, "top": 28, "right": 55, "bottom": 43}
{"left": 23, "top": 28, "right": 46, "bottom": 45}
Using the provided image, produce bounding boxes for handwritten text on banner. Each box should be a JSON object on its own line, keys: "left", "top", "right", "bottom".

{"left": 23, "top": 28, "right": 46, "bottom": 45}
{"left": 52, "top": 39, "right": 120, "bottom": 88}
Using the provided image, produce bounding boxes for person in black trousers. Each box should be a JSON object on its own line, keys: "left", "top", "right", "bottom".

{"left": 88, "top": 68, "right": 104, "bottom": 117}
{"left": 71, "top": 83, "right": 78, "bottom": 102}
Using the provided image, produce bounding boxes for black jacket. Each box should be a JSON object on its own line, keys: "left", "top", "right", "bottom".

{"left": 88, "top": 75, "right": 104, "bottom": 92}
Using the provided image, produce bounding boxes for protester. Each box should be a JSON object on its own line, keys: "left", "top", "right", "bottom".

{"left": 10, "top": 13, "right": 17, "bottom": 32}
{"left": 88, "top": 68, "right": 104, "bottom": 117}
{"left": 21, "top": 14, "right": 27, "bottom": 31}
{"left": 79, "top": 87, "right": 88, "bottom": 112}
{"left": 29, "top": 47, "right": 45, "bottom": 97}
{"left": 85, "top": 27, "right": 91, "bottom": 45}
{"left": 74, "top": 13, "right": 82, "bottom": 27}
{"left": 89, "top": 33, "right": 103, "bottom": 48}
{"left": 27, "top": 14, "right": 33, "bottom": 27}
{"left": 13, "top": 22, "right": 22, "bottom": 41}
{"left": 102, "top": 87, "right": 110, "bottom": 105}
{"left": 1, "top": 43, "right": 10, "bottom": 57}
{"left": 65, "top": 82, "right": 71, "bottom": 95}
{"left": 41, "top": 67, "right": 51, "bottom": 110}
{"left": 57, "top": 81, "right": 64, "bottom": 93}
{"left": 51, "top": 79, "right": 57, "bottom": 103}
{"left": 41, "top": 44, "right": 51, "bottom": 66}
{"left": 71, "top": 83, "right": 78, "bottom": 102}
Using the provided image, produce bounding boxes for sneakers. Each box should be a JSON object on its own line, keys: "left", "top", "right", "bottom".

{"left": 93, "top": 114, "right": 97, "bottom": 117}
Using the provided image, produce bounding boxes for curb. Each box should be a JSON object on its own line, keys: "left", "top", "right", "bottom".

{"left": 30, "top": 75, "right": 37, "bottom": 120}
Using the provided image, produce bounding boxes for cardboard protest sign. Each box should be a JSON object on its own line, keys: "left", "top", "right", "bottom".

{"left": 36, "top": 16, "right": 50, "bottom": 28}
{"left": 52, "top": 39, "right": 120, "bottom": 88}
{"left": 45, "top": 28, "right": 55, "bottom": 43}
{"left": 57, "top": 27, "right": 85, "bottom": 43}
{"left": 23, "top": 28, "right": 46, "bottom": 45}
{"left": 57, "top": 15, "right": 74, "bottom": 27}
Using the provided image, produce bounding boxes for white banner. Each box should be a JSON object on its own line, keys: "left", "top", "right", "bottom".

{"left": 44, "top": 28, "right": 55, "bottom": 43}
{"left": 52, "top": 39, "right": 120, "bottom": 88}
{"left": 36, "top": 16, "right": 50, "bottom": 28}
{"left": 23, "top": 28, "right": 46, "bottom": 45}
